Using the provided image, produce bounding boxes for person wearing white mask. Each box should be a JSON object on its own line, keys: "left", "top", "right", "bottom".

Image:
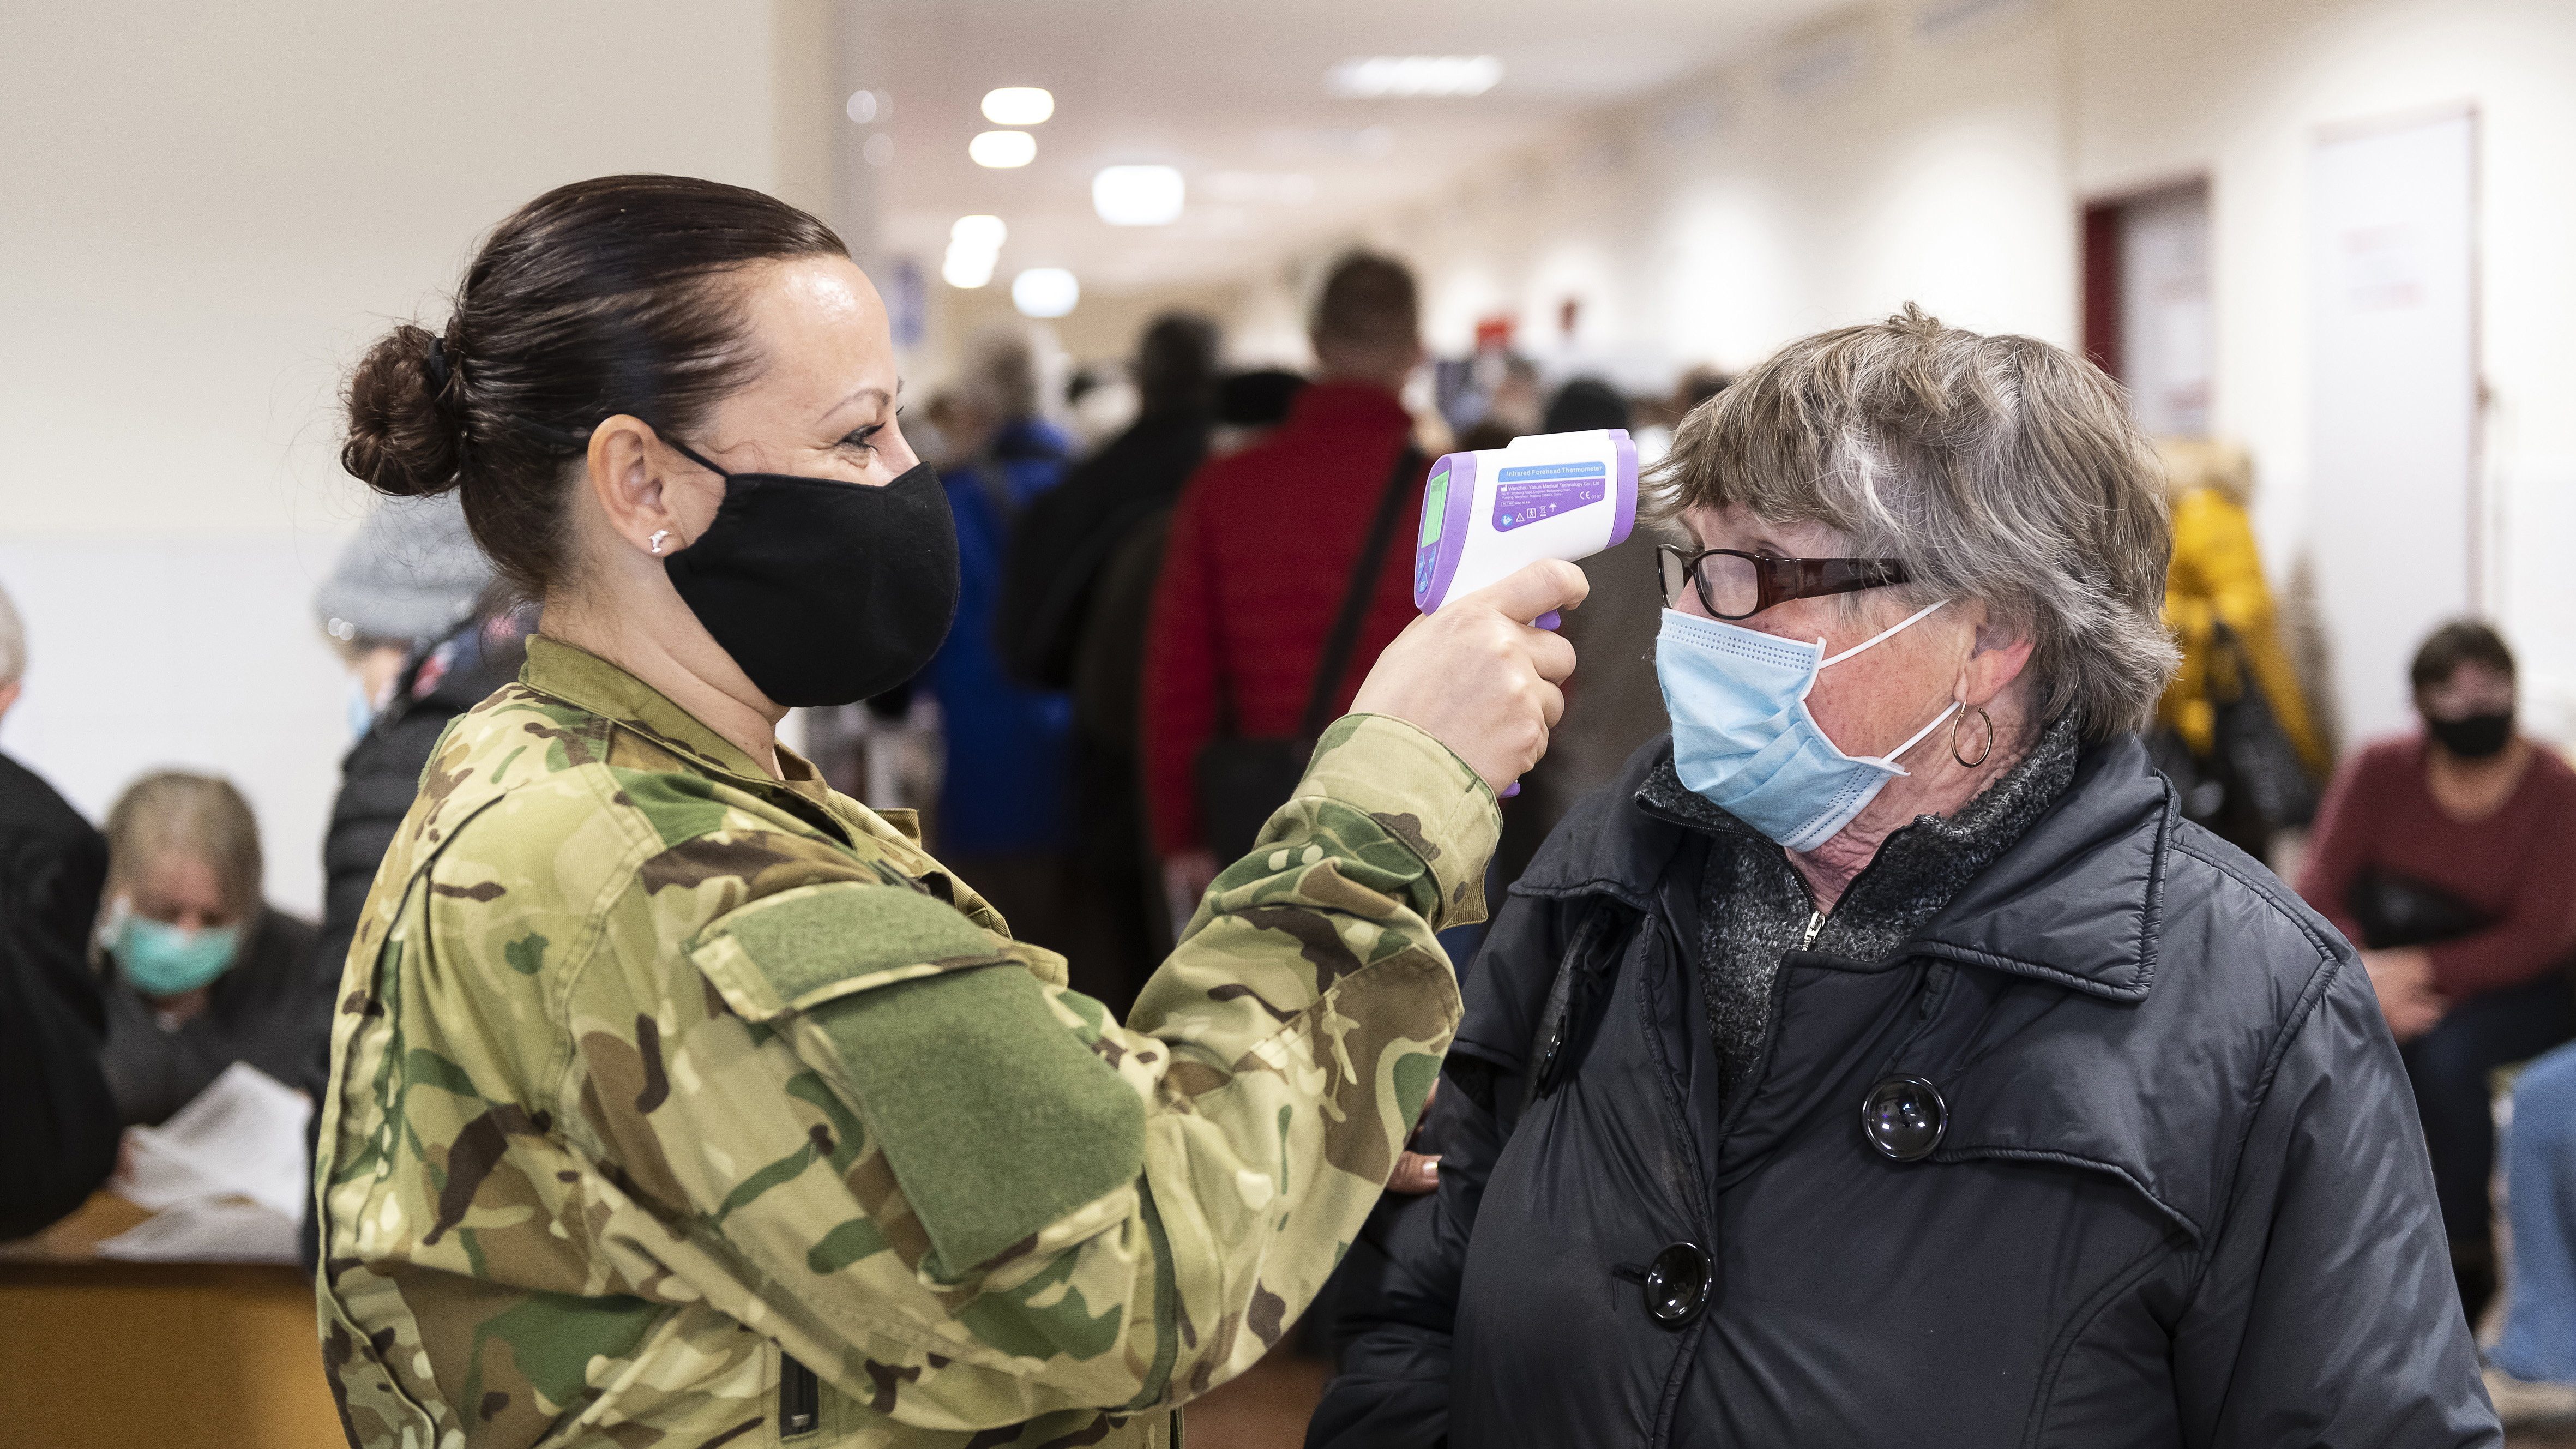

{"left": 95, "top": 771, "right": 320, "bottom": 1127}
{"left": 1313, "top": 305, "right": 2494, "bottom": 1447}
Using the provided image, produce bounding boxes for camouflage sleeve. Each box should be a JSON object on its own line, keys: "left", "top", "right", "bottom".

{"left": 563, "top": 712, "right": 1494, "bottom": 1432}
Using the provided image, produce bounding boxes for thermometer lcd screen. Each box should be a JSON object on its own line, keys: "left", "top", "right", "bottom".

{"left": 1421, "top": 469, "right": 1449, "bottom": 545}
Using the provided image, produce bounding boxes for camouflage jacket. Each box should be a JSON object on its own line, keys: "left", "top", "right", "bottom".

{"left": 315, "top": 636, "right": 1496, "bottom": 1448}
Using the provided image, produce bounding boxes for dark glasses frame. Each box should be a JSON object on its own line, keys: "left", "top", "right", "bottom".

{"left": 1656, "top": 544, "right": 1913, "bottom": 621}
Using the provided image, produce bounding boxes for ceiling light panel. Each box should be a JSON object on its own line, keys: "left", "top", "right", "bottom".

{"left": 980, "top": 87, "right": 1055, "bottom": 125}
{"left": 1013, "top": 268, "right": 1080, "bottom": 318}
{"left": 969, "top": 130, "right": 1037, "bottom": 168}
{"left": 1325, "top": 55, "right": 1503, "bottom": 99}
{"left": 950, "top": 214, "right": 1007, "bottom": 250}
{"left": 1093, "top": 165, "right": 1186, "bottom": 226}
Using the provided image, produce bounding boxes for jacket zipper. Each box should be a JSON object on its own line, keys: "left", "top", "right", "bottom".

{"left": 1801, "top": 907, "right": 1825, "bottom": 949}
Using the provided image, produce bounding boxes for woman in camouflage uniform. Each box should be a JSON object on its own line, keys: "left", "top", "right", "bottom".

{"left": 316, "top": 175, "right": 1583, "bottom": 1449}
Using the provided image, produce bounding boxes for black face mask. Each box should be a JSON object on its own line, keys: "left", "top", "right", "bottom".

{"left": 2427, "top": 710, "right": 2514, "bottom": 760}
{"left": 660, "top": 442, "right": 958, "bottom": 708}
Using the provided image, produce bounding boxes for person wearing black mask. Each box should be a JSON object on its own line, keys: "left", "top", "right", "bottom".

{"left": 2301, "top": 619, "right": 2576, "bottom": 1321}
{"left": 313, "top": 174, "right": 1583, "bottom": 1448}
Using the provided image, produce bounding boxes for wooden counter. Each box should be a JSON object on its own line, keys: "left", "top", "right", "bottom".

{"left": 0, "top": 1193, "right": 347, "bottom": 1449}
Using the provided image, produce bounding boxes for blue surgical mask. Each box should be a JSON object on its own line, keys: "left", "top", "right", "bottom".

{"left": 345, "top": 674, "right": 380, "bottom": 741}
{"left": 108, "top": 901, "right": 242, "bottom": 997}
{"left": 1655, "top": 602, "right": 1959, "bottom": 851}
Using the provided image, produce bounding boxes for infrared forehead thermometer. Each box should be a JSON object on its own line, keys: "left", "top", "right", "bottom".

{"left": 1412, "top": 427, "right": 1639, "bottom": 629}
{"left": 1411, "top": 427, "right": 1638, "bottom": 798}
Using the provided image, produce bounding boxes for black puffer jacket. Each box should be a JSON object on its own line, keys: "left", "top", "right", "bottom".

{"left": 1313, "top": 734, "right": 2497, "bottom": 1448}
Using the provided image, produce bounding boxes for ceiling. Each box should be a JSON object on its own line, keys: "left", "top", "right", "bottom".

{"left": 856, "top": 0, "right": 1845, "bottom": 298}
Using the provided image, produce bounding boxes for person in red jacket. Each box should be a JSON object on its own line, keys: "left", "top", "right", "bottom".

{"left": 2298, "top": 619, "right": 2576, "bottom": 1320}
{"left": 1144, "top": 252, "right": 1428, "bottom": 919}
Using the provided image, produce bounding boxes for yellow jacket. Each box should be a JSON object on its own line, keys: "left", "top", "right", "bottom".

{"left": 2156, "top": 442, "right": 2327, "bottom": 777}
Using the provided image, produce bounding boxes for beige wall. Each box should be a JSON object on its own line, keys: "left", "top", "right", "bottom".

{"left": 1, "top": 2, "right": 822, "bottom": 540}
{"left": 2071, "top": 0, "right": 2576, "bottom": 741}
{"left": 1210, "top": 0, "right": 2576, "bottom": 747}
{"left": 0, "top": 3, "right": 831, "bottom": 912}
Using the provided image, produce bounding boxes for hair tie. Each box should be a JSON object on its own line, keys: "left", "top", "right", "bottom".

{"left": 422, "top": 335, "right": 455, "bottom": 398}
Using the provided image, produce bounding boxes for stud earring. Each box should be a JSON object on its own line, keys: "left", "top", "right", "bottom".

{"left": 648, "top": 529, "right": 670, "bottom": 556}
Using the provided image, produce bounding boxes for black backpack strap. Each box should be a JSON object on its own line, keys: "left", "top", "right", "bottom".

{"left": 1298, "top": 445, "right": 1424, "bottom": 741}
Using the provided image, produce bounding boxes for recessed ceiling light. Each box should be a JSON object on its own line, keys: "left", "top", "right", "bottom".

{"left": 845, "top": 89, "right": 890, "bottom": 124}
{"left": 980, "top": 87, "right": 1055, "bottom": 126}
{"left": 1325, "top": 55, "right": 1504, "bottom": 98}
{"left": 862, "top": 134, "right": 894, "bottom": 167}
{"left": 950, "top": 214, "right": 1008, "bottom": 250}
{"left": 1092, "top": 165, "right": 1186, "bottom": 226}
{"left": 968, "top": 130, "right": 1037, "bottom": 169}
{"left": 943, "top": 246, "right": 997, "bottom": 290}
{"left": 1012, "top": 267, "right": 1080, "bottom": 318}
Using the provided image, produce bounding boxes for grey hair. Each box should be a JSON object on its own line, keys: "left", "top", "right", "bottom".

{"left": 0, "top": 580, "right": 20, "bottom": 687}
{"left": 1651, "top": 304, "right": 2178, "bottom": 742}
{"left": 105, "top": 771, "right": 266, "bottom": 921}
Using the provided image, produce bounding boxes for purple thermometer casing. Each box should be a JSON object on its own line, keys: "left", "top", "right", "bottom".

{"left": 1411, "top": 453, "right": 1477, "bottom": 614}
{"left": 1413, "top": 430, "right": 1636, "bottom": 622}
{"left": 1411, "top": 428, "right": 1637, "bottom": 796}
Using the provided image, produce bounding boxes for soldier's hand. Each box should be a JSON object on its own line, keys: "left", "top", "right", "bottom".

{"left": 1351, "top": 560, "right": 1586, "bottom": 796}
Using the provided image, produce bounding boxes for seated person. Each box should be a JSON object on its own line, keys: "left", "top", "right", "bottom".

{"left": 2296, "top": 620, "right": 2576, "bottom": 1321}
{"left": 1310, "top": 306, "right": 2492, "bottom": 1447}
{"left": 97, "top": 771, "right": 320, "bottom": 1126}
{"left": 2488, "top": 1041, "right": 2576, "bottom": 1420}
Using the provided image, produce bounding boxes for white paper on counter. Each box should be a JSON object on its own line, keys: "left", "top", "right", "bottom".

{"left": 117, "top": 1061, "right": 312, "bottom": 1226}
{"left": 94, "top": 1195, "right": 298, "bottom": 1264}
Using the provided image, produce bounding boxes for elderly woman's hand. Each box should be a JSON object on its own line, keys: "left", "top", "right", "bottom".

{"left": 1351, "top": 560, "right": 1586, "bottom": 795}
{"left": 1386, "top": 1079, "right": 1442, "bottom": 1195}
{"left": 2362, "top": 947, "right": 2447, "bottom": 1042}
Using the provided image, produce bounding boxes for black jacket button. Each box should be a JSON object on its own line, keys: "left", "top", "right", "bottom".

{"left": 1642, "top": 1242, "right": 1712, "bottom": 1327}
{"left": 1861, "top": 1075, "right": 1947, "bottom": 1162}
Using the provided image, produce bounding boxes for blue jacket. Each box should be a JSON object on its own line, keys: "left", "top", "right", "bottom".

{"left": 923, "top": 417, "right": 1073, "bottom": 855}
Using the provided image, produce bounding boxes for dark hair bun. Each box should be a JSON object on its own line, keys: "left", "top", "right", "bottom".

{"left": 336, "top": 175, "right": 847, "bottom": 596}
{"left": 342, "top": 322, "right": 464, "bottom": 498}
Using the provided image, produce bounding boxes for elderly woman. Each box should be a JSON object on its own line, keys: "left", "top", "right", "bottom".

{"left": 97, "top": 771, "right": 321, "bottom": 1126}
{"left": 1311, "top": 308, "right": 2494, "bottom": 1447}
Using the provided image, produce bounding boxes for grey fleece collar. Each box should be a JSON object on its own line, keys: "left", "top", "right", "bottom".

{"left": 1638, "top": 716, "right": 2085, "bottom": 1096}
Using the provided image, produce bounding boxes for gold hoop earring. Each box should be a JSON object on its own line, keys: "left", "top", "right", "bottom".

{"left": 1950, "top": 707, "right": 1995, "bottom": 768}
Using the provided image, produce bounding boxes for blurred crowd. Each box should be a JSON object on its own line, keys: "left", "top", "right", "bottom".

{"left": 2, "top": 248, "right": 2573, "bottom": 1415}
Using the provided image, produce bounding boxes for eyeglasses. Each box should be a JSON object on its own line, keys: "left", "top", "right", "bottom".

{"left": 1656, "top": 544, "right": 1912, "bottom": 621}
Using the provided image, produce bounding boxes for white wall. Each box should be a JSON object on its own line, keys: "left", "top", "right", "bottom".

{"left": 1229, "top": 0, "right": 2576, "bottom": 750}
{"left": 0, "top": 2, "right": 829, "bottom": 914}
{"left": 2072, "top": 0, "right": 2576, "bottom": 745}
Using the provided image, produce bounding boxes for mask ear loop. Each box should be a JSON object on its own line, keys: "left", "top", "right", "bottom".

{"left": 1820, "top": 598, "right": 1947, "bottom": 668}
{"left": 655, "top": 434, "right": 735, "bottom": 556}
{"left": 1881, "top": 699, "right": 1963, "bottom": 772}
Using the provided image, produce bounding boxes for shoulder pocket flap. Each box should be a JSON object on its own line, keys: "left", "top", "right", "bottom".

{"left": 810, "top": 966, "right": 1148, "bottom": 1279}
{"left": 687, "top": 881, "right": 1009, "bottom": 1020}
